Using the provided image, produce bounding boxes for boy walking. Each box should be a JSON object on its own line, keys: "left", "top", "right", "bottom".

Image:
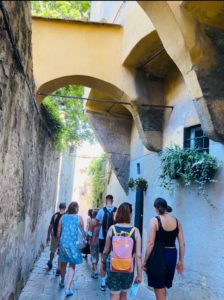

{"left": 46, "top": 202, "right": 66, "bottom": 275}
{"left": 88, "top": 210, "right": 100, "bottom": 279}
{"left": 96, "top": 195, "right": 116, "bottom": 291}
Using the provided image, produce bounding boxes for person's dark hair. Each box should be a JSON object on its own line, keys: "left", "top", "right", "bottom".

{"left": 88, "top": 209, "right": 93, "bottom": 218}
{"left": 115, "top": 202, "right": 132, "bottom": 223}
{"left": 59, "top": 202, "right": 66, "bottom": 210}
{"left": 67, "top": 201, "right": 79, "bottom": 214}
{"left": 154, "top": 198, "right": 172, "bottom": 215}
{"left": 106, "top": 194, "right": 113, "bottom": 202}
{"left": 92, "top": 209, "right": 98, "bottom": 219}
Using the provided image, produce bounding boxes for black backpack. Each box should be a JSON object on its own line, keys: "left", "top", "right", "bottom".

{"left": 102, "top": 207, "right": 117, "bottom": 239}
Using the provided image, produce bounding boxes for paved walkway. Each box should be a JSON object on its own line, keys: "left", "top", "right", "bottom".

{"left": 19, "top": 248, "right": 154, "bottom": 300}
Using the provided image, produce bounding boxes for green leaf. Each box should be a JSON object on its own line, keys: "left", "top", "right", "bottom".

{"left": 31, "top": 1, "right": 91, "bottom": 20}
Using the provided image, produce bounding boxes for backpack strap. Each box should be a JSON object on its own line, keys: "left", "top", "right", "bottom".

{"left": 111, "top": 225, "right": 118, "bottom": 236}
{"left": 128, "top": 227, "right": 135, "bottom": 238}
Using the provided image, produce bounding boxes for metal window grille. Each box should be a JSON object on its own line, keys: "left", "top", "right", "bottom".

{"left": 184, "top": 125, "right": 209, "bottom": 153}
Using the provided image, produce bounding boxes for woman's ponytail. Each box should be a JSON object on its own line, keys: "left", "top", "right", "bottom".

{"left": 154, "top": 198, "right": 172, "bottom": 215}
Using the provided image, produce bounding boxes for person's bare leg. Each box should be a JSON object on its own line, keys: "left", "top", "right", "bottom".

{"left": 96, "top": 252, "right": 99, "bottom": 273}
{"left": 154, "top": 288, "right": 166, "bottom": 300}
{"left": 100, "top": 253, "right": 105, "bottom": 276}
{"left": 50, "top": 252, "right": 54, "bottom": 263}
{"left": 110, "top": 293, "right": 120, "bottom": 300}
{"left": 92, "top": 263, "right": 97, "bottom": 273}
{"left": 60, "top": 262, "right": 67, "bottom": 284}
{"left": 100, "top": 253, "right": 106, "bottom": 288}
{"left": 120, "top": 291, "right": 127, "bottom": 300}
{"left": 66, "top": 263, "right": 76, "bottom": 290}
{"left": 57, "top": 256, "right": 60, "bottom": 270}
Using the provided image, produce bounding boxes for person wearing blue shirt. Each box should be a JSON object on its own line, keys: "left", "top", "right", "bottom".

{"left": 96, "top": 195, "right": 116, "bottom": 291}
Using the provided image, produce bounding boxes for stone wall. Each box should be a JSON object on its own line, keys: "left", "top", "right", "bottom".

{"left": 0, "top": 2, "right": 59, "bottom": 299}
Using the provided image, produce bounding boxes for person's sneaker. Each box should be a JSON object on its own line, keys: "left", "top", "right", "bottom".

{"left": 46, "top": 260, "right": 52, "bottom": 270}
{"left": 65, "top": 289, "right": 73, "bottom": 297}
{"left": 100, "top": 284, "right": 106, "bottom": 291}
{"left": 91, "top": 272, "right": 98, "bottom": 279}
{"left": 55, "top": 269, "right": 61, "bottom": 276}
{"left": 59, "top": 281, "right": 65, "bottom": 288}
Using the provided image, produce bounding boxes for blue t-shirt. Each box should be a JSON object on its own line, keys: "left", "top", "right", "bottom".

{"left": 96, "top": 206, "right": 115, "bottom": 240}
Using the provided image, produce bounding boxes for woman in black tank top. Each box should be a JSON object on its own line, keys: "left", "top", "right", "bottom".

{"left": 143, "top": 198, "right": 185, "bottom": 300}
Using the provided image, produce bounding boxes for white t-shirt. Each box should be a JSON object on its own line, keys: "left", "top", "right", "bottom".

{"left": 96, "top": 206, "right": 115, "bottom": 240}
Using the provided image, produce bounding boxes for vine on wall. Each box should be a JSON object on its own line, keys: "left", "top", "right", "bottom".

{"left": 88, "top": 154, "right": 108, "bottom": 208}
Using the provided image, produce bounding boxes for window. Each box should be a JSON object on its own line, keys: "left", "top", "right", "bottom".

{"left": 184, "top": 125, "right": 209, "bottom": 153}
{"left": 137, "top": 163, "right": 141, "bottom": 175}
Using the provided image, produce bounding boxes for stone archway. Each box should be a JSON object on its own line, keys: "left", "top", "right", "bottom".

{"left": 32, "top": 15, "right": 175, "bottom": 191}
{"left": 36, "top": 76, "right": 133, "bottom": 193}
{"left": 138, "top": 1, "right": 224, "bottom": 142}
{"left": 32, "top": 16, "right": 169, "bottom": 153}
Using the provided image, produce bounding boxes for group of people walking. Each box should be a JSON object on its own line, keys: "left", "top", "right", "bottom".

{"left": 46, "top": 195, "right": 185, "bottom": 300}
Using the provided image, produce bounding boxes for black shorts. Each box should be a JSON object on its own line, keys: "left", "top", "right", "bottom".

{"left": 99, "top": 239, "right": 105, "bottom": 254}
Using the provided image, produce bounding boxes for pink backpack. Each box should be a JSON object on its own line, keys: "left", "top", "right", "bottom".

{"left": 110, "top": 225, "right": 136, "bottom": 273}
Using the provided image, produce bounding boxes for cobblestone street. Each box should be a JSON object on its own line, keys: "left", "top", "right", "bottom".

{"left": 19, "top": 248, "right": 154, "bottom": 300}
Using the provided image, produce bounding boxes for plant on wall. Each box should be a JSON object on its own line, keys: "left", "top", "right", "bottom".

{"left": 41, "top": 85, "right": 94, "bottom": 152}
{"left": 88, "top": 153, "right": 108, "bottom": 208}
{"left": 160, "top": 145, "right": 219, "bottom": 197}
{"left": 128, "top": 177, "right": 148, "bottom": 191}
{"left": 128, "top": 178, "right": 135, "bottom": 190}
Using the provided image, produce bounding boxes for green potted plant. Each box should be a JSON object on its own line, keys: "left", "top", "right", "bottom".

{"left": 160, "top": 145, "right": 220, "bottom": 198}
{"left": 128, "top": 178, "right": 135, "bottom": 190}
{"left": 135, "top": 177, "right": 148, "bottom": 191}
{"left": 191, "top": 152, "right": 218, "bottom": 184}
{"left": 127, "top": 177, "right": 148, "bottom": 191}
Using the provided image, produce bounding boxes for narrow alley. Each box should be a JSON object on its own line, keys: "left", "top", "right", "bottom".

{"left": 19, "top": 248, "right": 154, "bottom": 300}
{"left": 1, "top": 1, "right": 224, "bottom": 299}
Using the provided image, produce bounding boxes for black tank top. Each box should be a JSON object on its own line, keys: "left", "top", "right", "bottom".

{"left": 155, "top": 216, "right": 179, "bottom": 247}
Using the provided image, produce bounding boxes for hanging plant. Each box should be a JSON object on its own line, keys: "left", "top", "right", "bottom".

{"left": 128, "top": 178, "right": 135, "bottom": 190}
{"left": 135, "top": 177, "right": 148, "bottom": 191}
{"left": 160, "top": 145, "right": 220, "bottom": 198}
{"left": 128, "top": 177, "right": 148, "bottom": 191}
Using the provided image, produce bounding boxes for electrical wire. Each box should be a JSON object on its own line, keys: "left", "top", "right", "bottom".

{"left": 38, "top": 92, "right": 174, "bottom": 110}
{"left": 69, "top": 151, "right": 130, "bottom": 159}
{"left": 38, "top": 92, "right": 131, "bottom": 106}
